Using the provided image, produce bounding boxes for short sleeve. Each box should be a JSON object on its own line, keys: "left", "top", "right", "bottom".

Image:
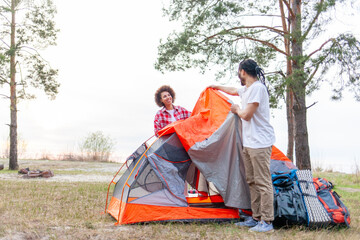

{"left": 237, "top": 87, "right": 245, "bottom": 98}
{"left": 247, "top": 84, "right": 265, "bottom": 104}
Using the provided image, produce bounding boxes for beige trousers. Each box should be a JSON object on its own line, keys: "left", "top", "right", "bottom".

{"left": 243, "top": 146, "right": 274, "bottom": 222}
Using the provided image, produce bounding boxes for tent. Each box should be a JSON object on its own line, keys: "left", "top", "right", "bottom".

{"left": 105, "top": 88, "right": 295, "bottom": 225}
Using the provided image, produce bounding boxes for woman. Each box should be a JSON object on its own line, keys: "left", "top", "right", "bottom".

{"left": 154, "top": 85, "right": 191, "bottom": 135}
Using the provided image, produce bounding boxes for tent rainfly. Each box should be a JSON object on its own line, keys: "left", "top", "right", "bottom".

{"left": 105, "top": 88, "right": 295, "bottom": 225}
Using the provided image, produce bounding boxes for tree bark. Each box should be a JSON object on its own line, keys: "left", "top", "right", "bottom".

{"left": 286, "top": 84, "right": 295, "bottom": 161}
{"left": 280, "top": 0, "right": 295, "bottom": 161}
{"left": 291, "top": 0, "right": 311, "bottom": 170}
{"left": 9, "top": 0, "right": 18, "bottom": 170}
{"left": 285, "top": 23, "right": 294, "bottom": 162}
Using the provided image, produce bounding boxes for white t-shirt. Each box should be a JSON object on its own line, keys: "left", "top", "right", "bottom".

{"left": 166, "top": 109, "right": 177, "bottom": 123}
{"left": 237, "top": 81, "right": 275, "bottom": 148}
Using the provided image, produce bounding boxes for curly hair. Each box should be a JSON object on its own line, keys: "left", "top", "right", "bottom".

{"left": 154, "top": 85, "right": 176, "bottom": 107}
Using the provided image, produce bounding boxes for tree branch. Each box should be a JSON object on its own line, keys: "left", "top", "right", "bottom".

{"left": 0, "top": 75, "right": 10, "bottom": 84}
{"left": 19, "top": 46, "right": 50, "bottom": 63}
{"left": 279, "top": 0, "right": 290, "bottom": 54}
{"left": 190, "top": 0, "right": 220, "bottom": 26}
{"left": 0, "top": 37, "right": 10, "bottom": 48}
{"left": 201, "top": 26, "right": 289, "bottom": 56}
{"left": 227, "top": 25, "right": 288, "bottom": 36}
{"left": 0, "top": 93, "right": 10, "bottom": 99}
{"left": 306, "top": 101, "right": 318, "bottom": 109}
{"left": 301, "top": 0, "right": 324, "bottom": 41}
{"left": 0, "top": 12, "right": 11, "bottom": 24}
{"left": 306, "top": 38, "right": 334, "bottom": 60}
{"left": 3, "top": 0, "right": 11, "bottom": 8}
{"left": 236, "top": 14, "right": 288, "bottom": 20}
{"left": 281, "top": 0, "right": 295, "bottom": 19}
{"left": 305, "top": 62, "right": 320, "bottom": 86}
{"left": 265, "top": 70, "right": 286, "bottom": 78}
{"left": 232, "top": 36, "right": 289, "bottom": 56}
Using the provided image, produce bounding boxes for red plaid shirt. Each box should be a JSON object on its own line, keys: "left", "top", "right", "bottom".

{"left": 154, "top": 105, "right": 191, "bottom": 135}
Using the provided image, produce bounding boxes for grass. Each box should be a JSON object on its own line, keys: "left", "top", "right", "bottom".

{"left": 313, "top": 171, "right": 360, "bottom": 189}
{"left": 0, "top": 160, "right": 360, "bottom": 239}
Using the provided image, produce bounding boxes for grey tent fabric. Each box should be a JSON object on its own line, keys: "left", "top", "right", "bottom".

{"left": 188, "top": 113, "right": 251, "bottom": 209}
{"left": 270, "top": 159, "right": 297, "bottom": 174}
{"left": 147, "top": 133, "right": 192, "bottom": 205}
{"left": 113, "top": 113, "right": 251, "bottom": 210}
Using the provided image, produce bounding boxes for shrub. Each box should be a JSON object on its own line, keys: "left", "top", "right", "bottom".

{"left": 79, "top": 131, "right": 116, "bottom": 162}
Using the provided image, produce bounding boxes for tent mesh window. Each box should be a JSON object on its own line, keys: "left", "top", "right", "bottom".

{"left": 128, "top": 162, "right": 165, "bottom": 199}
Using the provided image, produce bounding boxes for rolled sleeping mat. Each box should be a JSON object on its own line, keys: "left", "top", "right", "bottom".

{"left": 296, "top": 169, "right": 331, "bottom": 228}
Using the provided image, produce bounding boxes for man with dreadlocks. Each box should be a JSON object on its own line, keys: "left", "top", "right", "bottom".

{"left": 210, "top": 59, "right": 275, "bottom": 233}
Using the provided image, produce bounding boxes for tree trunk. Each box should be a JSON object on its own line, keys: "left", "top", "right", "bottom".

{"left": 279, "top": 0, "right": 294, "bottom": 161}
{"left": 293, "top": 94, "right": 311, "bottom": 169}
{"left": 9, "top": 0, "right": 18, "bottom": 170}
{"left": 291, "top": 0, "right": 311, "bottom": 170}
{"left": 286, "top": 87, "right": 295, "bottom": 161}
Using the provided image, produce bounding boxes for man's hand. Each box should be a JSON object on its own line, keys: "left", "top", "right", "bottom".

{"left": 230, "top": 104, "right": 241, "bottom": 115}
{"left": 232, "top": 102, "right": 258, "bottom": 121}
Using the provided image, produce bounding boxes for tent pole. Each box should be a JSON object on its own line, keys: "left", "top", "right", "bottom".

{"left": 116, "top": 130, "right": 171, "bottom": 225}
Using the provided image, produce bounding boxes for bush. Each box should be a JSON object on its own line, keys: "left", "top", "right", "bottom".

{"left": 79, "top": 131, "right": 115, "bottom": 162}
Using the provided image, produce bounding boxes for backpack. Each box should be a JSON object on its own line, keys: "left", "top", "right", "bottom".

{"left": 313, "top": 178, "right": 351, "bottom": 227}
{"left": 272, "top": 170, "right": 308, "bottom": 226}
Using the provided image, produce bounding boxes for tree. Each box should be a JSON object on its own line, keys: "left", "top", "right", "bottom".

{"left": 79, "top": 131, "right": 116, "bottom": 162}
{"left": 155, "top": 0, "right": 360, "bottom": 170}
{"left": 0, "top": 0, "right": 59, "bottom": 170}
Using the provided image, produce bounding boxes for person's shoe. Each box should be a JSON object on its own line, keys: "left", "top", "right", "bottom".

{"left": 234, "top": 217, "right": 258, "bottom": 227}
{"left": 249, "top": 220, "right": 274, "bottom": 233}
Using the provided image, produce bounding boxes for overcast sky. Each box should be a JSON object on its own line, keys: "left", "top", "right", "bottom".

{"left": 0, "top": 0, "right": 359, "bottom": 173}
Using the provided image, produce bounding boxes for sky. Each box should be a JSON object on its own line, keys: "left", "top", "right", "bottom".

{"left": 0, "top": 0, "right": 359, "bottom": 173}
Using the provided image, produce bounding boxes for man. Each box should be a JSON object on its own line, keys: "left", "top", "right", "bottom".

{"left": 210, "top": 59, "right": 275, "bottom": 233}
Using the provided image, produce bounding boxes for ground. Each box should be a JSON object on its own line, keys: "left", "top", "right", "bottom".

{"left": 0, "top": 158, "right": 359, "bottom": 240}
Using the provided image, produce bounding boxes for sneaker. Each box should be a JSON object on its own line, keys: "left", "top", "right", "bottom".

{"left": 249, "top": 220, "right": 274, "bottom": 233}
{"left": 234, "top": 217, "right": 258, "bottom": 227}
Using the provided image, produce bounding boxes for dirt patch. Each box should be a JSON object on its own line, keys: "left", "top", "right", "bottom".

{"left": 0, "top": 173, "right": 115, "bottom": 182}
{"left": 338, "top": 187, "right": 360, "bottom": 193}
{"left": 0, "top": 159, "right": 122, "bottom": 183}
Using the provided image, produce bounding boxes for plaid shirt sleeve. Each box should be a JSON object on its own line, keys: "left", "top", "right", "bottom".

{"left": 154, "top": 109, "right": 171, "bottom": 135}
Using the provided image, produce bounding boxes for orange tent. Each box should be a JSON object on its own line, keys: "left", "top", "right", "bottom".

{"left": 105, "top": 88, "right": 295, "bottom": 224}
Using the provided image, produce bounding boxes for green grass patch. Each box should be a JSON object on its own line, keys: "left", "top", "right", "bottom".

{"left": 0, "top": 169, "right": 18, "bottom": 174}
{"left": 313, "top": 171, "right": 360, "bottom": 187}
{"left": 1, "top": 165, "right": 360, "bottom": 239}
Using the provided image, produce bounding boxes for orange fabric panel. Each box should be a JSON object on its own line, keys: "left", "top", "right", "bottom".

{"left": 271, "top": 145, "right": 292, "bottom": 162}
{"left": 108, "top": 196, "right": 238, "bottom": 224}
{"left": 107, "top": 197, "right": 127, "bottom": 222}
{"left": 107, "top": 196, "right": 120, "bottom": 220}
{"left": 158, "top": 88, "right": 231, "bottom": 151}
{"left": 186, "top": 195, "right": 224, "bottom": 204}
{"left": 121, "top": 203, "right": 239, "bottom": 224}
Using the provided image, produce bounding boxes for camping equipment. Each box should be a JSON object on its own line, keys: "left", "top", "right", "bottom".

{"left": 272, "top": 169, "right": 308, "bottom": 226}
{"left": 104, "top": 88, "right": 294, "bottom": 225}
{"left": 313, "top": 177, "right": 351, "bottom": 227}
{"left": 296, "top": 170, "right": 331, "bottom": 228}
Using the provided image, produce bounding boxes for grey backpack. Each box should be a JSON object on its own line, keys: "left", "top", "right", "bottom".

{"left": 272, "top": 171, "right": 308, "bottom": 226}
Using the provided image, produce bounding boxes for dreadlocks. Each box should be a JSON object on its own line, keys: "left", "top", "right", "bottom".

{"left": 238, "top": 59, "right": 268, "bottom": 94}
